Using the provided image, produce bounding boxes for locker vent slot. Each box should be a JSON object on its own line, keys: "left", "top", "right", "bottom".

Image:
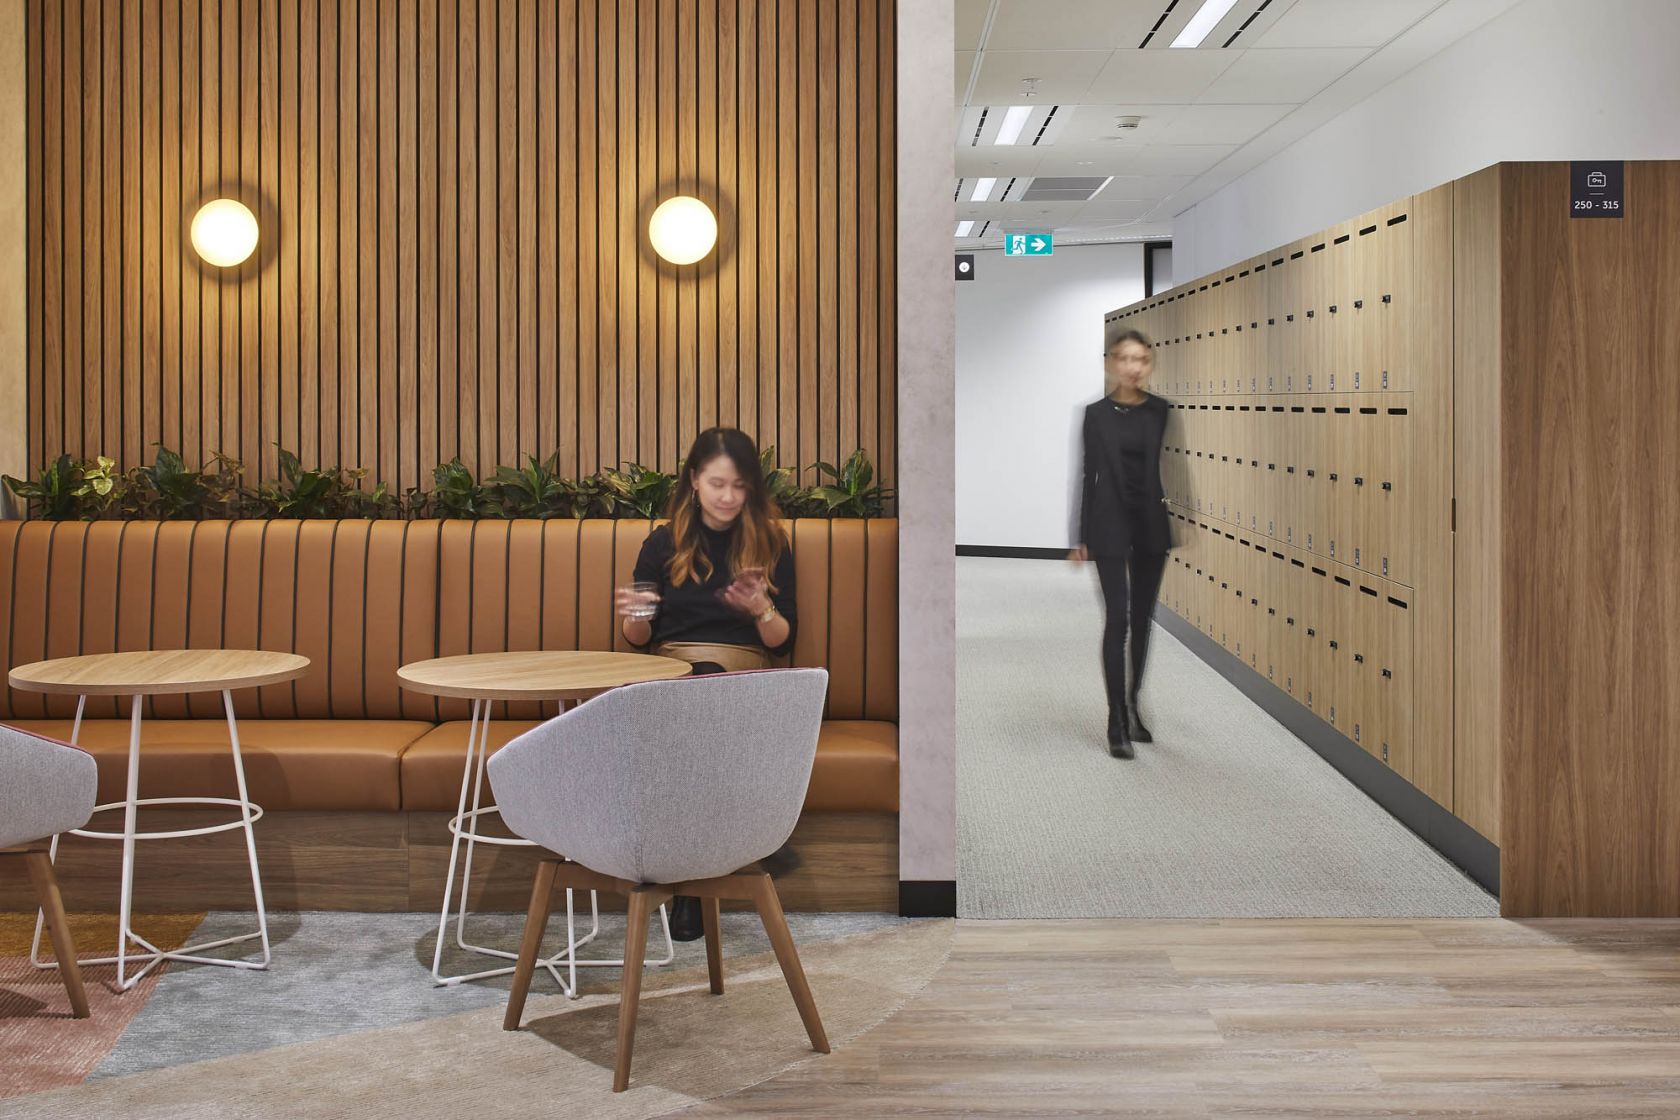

{"left": 1272, "top": 406, "right": 1284, "bottom": 412}
{"left": 1290, "top": 251, "right": 1304, "bottom": 259}
{"left": 1311, "top": 243, "right": 1326, "bottom": 252}
{"left": 1255, "top": 264, "right": 1266, "bottom": 272}
{"left": 1388, "top": 407, "right": 1408, "bottom": 415}
{"left": 1272, "top": 258, "right": 1285, "bottom": 266}
{"left": 1334, "top": 576, "right": 1352, "bottom": 586}
{"left": 1239, "top": 270, "right": 1249, "bottom": 277}
{"left": 1387, "top": 213, "right": 1409, "bottom": 226}
{"left": 1272, "top": 551, "right": 1284, "bottom": 560}
{"left": 1212, "top": 280, "right": 1221, "bottom": 287}
{"left": 1334, "top": 407, "right": 1351, "bottom": 414}
{"left": 1388, "top": 596, "right": 1409, "bottom": 609}
{"left": 1360, "top": 586, "right": 1378, "bottom": 597}
{"left": 1311, "top": 407, "right": 1326, "bottom": 414}
{"left": 1360, "top": 407, "right": 1378, "bottom": 414}
{"left": 1311, "top": 567, "right": 1327, "bottom": 577}
{"left": 1334, "top": 234, "right": 1350, "bottom": 244}
{"left": 1240, "top": 538, "right": 1250, "bottom": 546}
{"left": 1291, "top": 406, "right": 1304, "bottom": 412}
{"left": 1359, "top": 224, "right": 1377, "bottom": 236}
{"left": 1291, "top": 559, "right": 1305, "bottom": 568}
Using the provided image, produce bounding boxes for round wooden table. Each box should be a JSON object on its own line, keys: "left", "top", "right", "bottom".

{"left": 8, "top": 649, "right": 311, "bottom": 990}
{"left": 396, "top": 650, "right": 691, "bottom": 992}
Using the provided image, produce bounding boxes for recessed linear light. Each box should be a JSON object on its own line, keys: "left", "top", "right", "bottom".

{"left": 994, "top": 105, "right": 1032, "bottom": 146}
{"left": 1088, "top": 176, "right": 1116, "bottom": 199}
{"left": 955, "top": 220, "right": 975, "bottom": 238}
{"left": 1170, "top": 0, "right": 1241, "bottom": 48}
{"left": 970, "top": 177, "right": 997, "bottom": 202}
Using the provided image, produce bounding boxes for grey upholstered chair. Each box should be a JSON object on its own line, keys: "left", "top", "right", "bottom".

{"left": 0, "top": 723, "right": 99, "bottom": 1018}
{"left": 488, "top": 667, "right": 832, "bottom": 1092}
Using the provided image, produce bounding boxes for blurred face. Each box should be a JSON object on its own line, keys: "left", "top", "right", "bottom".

{"left": 692, "top": 453, "right": 748, "bottom": 528}
{"left": 1106, "top": 339, "right": 1154, "bottom": 397}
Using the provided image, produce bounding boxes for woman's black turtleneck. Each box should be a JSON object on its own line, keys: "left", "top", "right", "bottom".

{"left": 630, "top": 522, "right": 798, "bottom": 656}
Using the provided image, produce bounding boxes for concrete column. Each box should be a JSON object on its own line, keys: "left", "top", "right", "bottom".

{"left": 895, "top": 0, "right": 956, "bottom": 914}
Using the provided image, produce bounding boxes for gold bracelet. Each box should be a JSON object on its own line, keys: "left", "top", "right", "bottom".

{"left": 755, "top": 605, "right": 778, "bottom": 625}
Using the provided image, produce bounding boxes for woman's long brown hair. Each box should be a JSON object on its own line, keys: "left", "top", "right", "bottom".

{"left": 665, "top": 428, "right": 788, "bottom": 590}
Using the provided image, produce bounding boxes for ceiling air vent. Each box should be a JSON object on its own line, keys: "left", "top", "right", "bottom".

{"left": 1019, "top": 176, "right": 1109, "bottom": 203}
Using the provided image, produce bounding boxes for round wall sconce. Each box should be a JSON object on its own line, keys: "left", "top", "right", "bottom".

{"left": 190, "top": 198, "right": 260, "bottom": 267}
{"left": 647, "top": 196, "right": 717, "bottom": 265}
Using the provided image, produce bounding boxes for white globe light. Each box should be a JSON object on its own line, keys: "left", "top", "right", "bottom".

{"left": 191, "top": 198, "right": 260, "bottom": 267}
{"left": 647, "top": 196, "right": 717, "bottom": 265}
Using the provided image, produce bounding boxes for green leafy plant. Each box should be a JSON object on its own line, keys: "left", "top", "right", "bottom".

{"left": 4, "top": 454, "right": 89, "bottom": 521}
{"left": 811, "top": 448, "right": 894, "bottom": 517}
{"left": 598, "top": 463, "right": 677, "bottom": 520}
{"left": 121, "top": 446, "right": 226, "bottom": 520}
{"left": 560, "top": 474, "right": 618, "bottom": 519}
{"left": 490, "top": 453, "right": 570, "bottom": 519}
{"left": 427, "top": 458, "right": 494, "bottom": 519}
{"left": 73, "top": 455, "right": 125, "bottom": 518}
{"left": 256, "top": 448, "right": 391, "bottom": 520}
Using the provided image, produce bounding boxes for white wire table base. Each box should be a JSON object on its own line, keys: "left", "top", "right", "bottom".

{"left": 430, "top": 697, "right": 674, "bottom": 997}
{"left": 31, "top": 692, "right": 272, "bottom": 991}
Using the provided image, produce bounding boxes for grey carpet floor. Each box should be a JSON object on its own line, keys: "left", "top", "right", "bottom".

{"left": 93, "top": 909, "right": 904, "bottom": 1078}
{"left": 956, "top": 556, "right": 1497, "bottom": 919}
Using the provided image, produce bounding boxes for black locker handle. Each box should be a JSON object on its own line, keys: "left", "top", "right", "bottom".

{"left": 1354, "top": 299, "right": 1364, "bottom": 309}
{"left": 1328, "top": 304, "right": 1338, "bottom": 313}
{"left": 1307, "top": 628, "right": 1316, "bottom": 637}
{"left": 1381, "top": 481, "right": 1393, "bottom": 492}
{"left": 1328, "top": 640, "right": 1339, "bottom": 650}
{"left": 1354, "top": 476, "right": 1364, "bottom": 486}
{"left": 1381, "top": 668, "right": 1393, "bottom": 679}
{"left": 1328, "top": 472, "right": 1338, "bottom": 481}
{"left": 1382, "top": 293, "right": 1392, "bottom": 303}
{"left": 1354, "top": 653, "right": 1365, "bottom": 664}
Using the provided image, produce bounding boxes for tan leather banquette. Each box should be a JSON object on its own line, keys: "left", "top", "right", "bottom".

{"left": 0, "top": 519, "right": 898, "bottom": 815}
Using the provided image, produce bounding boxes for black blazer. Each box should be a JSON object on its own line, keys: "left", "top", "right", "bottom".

{"left": 1076, "top": 392, "right": 1172, "bottom": 558}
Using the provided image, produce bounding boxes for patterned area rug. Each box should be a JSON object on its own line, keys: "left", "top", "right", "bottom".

{"left": 0, "top": 911, "right": 951, "bottom": 1118}
{"left": 0, "top": 912, "right": 207, "bottom": 1099}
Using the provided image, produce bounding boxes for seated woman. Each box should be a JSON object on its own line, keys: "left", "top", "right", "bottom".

{"left": 616, "top": 427, "right": 798, "bottom": 938}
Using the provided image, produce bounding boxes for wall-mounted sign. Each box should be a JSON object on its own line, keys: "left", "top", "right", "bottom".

{"left": 955, "top": 253, "right": 975, "bottom": 281}
{"left": 1571, "top": 161, "right": 1624, "bottom": 219}
{"left": 1004, "top": 232, "right": 1053, "bottom": 256}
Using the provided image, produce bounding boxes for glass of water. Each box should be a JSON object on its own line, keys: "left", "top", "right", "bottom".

{"left": 623, "top": 580, "right": 659, "bottom": 620}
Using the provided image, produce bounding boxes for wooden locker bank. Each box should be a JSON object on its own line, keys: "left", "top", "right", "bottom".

{"left": 1108, "top": 161, "right": 1680, "bottom": 918}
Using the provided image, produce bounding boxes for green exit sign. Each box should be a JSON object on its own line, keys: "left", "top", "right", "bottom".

{"left": 1004, "top": 233, "right": 1053, "bottom": 257}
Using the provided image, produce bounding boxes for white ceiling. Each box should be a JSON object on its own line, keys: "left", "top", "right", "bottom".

{"left": 953, "top": 0, "right": 1522, "bottom": 250}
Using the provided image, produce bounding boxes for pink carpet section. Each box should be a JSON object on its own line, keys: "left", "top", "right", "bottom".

{"left": 0, "top": 913, "right": 204, "bottom": 1101}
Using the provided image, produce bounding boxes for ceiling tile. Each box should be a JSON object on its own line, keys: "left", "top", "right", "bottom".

{"left": 1084, "top": 48, "right": 1239, "bottom": 104}
{"left": 984, "top": 0, "right": 1164, "bottom": 51}
{"left": 1196, "top": 47, "right": 1373, "bottom": 103}
{"left": 1252, "top": 0, "right": 1444, "bottom": 49}
{"left": 956, "top": 52, "right": 978, "bottom": 100}
{"left": 1152, "top": 103, "right": 1295, "bottom": 145}
{"left": 1054, "top": 104, "right": 1190, "bottom": 143}
{"left": 956, "top": 147, "right": 1046, "bottom": 179}
{"left": 1076, "top": 197, "right": 1158, "bottom": 221}
{"left": 1122, "top": 144, "right": 1240, "bottom": 175}
{"left": 969, "top": 50, "right": 1114, "bottom": 104}
{"left": 955, "top": 0, "right": 991, "bottom": 52}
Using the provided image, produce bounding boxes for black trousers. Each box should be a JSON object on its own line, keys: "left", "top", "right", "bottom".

{"left": 1095, "top": 549, "right": 1168, "bottom": 718}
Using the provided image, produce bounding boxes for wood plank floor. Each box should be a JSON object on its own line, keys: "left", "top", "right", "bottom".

{"left": 678, "top": 918, "right": 1680, "bottom": 1118}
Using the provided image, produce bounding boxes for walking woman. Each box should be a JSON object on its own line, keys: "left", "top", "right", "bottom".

{"left": 616, "top": 426, "right": 798, "bottom": 936}
{"left": 1069, "top": 329, "right": 1173, "bottom": 759}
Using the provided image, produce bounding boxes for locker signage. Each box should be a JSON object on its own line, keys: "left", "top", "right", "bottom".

{"left": 1571, "top": 161, "right": 1623, "bottom": 218}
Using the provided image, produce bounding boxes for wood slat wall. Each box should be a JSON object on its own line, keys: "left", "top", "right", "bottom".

{"left": 23, "top": 0, "right": 897, "bottom": 493}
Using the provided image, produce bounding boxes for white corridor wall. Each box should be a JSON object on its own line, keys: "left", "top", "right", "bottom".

{"left": 956, "top": 242, "right": 1145, "bottom": 550}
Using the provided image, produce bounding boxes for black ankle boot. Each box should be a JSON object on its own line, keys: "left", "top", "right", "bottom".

{"left": 1128, "top": 698, "right": 1153, "bottom": 743}
{"left": 1107, "top": 707, "right": 1135, "bottom": 760}
{"left": 668, "top": 895, "right": 704, "bottom": 942}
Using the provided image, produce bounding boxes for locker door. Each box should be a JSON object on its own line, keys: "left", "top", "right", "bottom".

{"left": 1328, "top": 225, "right": 1356, "bottom": 395}
{"left": 1382, "top": 208, "right": 1411, "bottom": 392}
{"left": 1385, "top": 403, "right": 1414, "bottom": 587}
{"left": 1303, "top": 240, "right": 1328, "bottom": 395}
{"left": 1281, "top": 399, "right": 1303, "bottom": 550}
{"left": 1349, "top": 403, "right": 1379, "bottom": 576}
{"left": 1301, "top": 565, "right": 1327, "bottom": 716}
{"left": 1325, "top": 402, "right": 1350, "bottom": 567}
{"left": 1280, "top": 558, "right": 1304, "bottom": 700}
{"left": 1382, "top": 593, "right": 1413, "bottom": 776}
{"left": 1322, "top": 574, "right": 1353, "bottom": 736}
{"left": 1348, "top": 583, "right": 1379, "bottom": 757}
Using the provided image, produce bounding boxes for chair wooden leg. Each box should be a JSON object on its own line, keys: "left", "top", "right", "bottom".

{"left": 613, "top": 886, "right": 662, "bottom": 1092}
{"left": 503, "top": 859, "right": 559, "bottom": 1031}
{"left": 24, "top": 849, "right": 90, "bottom": 1019}
{"left": 747, "top": 873, "right": 829, "bottom": 1053}
{"left": 702, "top": 897, "right": 724, "bottom": 994}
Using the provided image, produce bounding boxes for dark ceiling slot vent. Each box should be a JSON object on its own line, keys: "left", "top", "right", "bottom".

{"left": 1221, "top": 0, "right": 1276, "bottom": 48}
{"left": 1020, "top": 175, "right": 1108, "bottom": 202}
{"left": 952, "top": 180, "right": 963, "bottom": 202}
{"left": 978, "top": 221, "right": 991, "bottom": 239}
{"left": 1138, "top": 0, "right": 1183, "bottom": 48}
{"left": 970, "top": 107, "right": 989, "bottom": 147}
{"left": 998, "top": 176, "right": 1019, "bottom": 201}
{"left": 1030, "top": 105, "right": 1060, "bottom": 146}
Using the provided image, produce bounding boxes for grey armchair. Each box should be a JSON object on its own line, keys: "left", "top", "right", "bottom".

{"left": 0, "top": 723, "right": 99, "bottom": 1018}
{"left": 488, "top": 667, "right": 832, "bottom": 1092}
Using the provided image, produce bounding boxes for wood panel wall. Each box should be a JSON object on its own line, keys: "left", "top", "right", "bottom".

{"left": 1498, "top": 161, "right": 1680, "bottom": 917}
{"left": 23, "top": 0, "right": 897, "bottom": 494}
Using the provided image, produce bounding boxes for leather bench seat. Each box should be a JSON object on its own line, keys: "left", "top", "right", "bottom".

{"left": 401, "top": 719, "right": 900, "bottom": 813}
{"left": 0, "top": 720, "right": 432, "bottom": 812}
